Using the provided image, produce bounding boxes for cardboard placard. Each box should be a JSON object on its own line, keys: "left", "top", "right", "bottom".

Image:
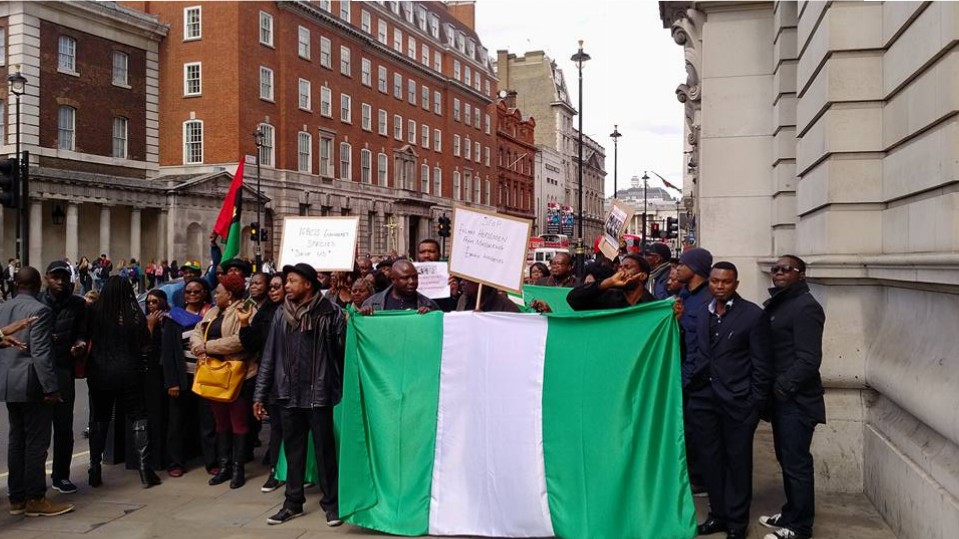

{"left": 412, "top": 261, "right": 451, "bottom": 299}
{"left": 448, "top": 206, "right": 532, "bottom": 295}
{"left": 599, "top": 199, "right": 635, "bottom": 260}
{"left": 278, "top": 216, "right": 359, "bottom": 271}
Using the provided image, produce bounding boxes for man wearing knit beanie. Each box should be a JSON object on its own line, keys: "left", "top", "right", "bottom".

{"left": 678, "top": 248, "right": 713, "bottom": 280}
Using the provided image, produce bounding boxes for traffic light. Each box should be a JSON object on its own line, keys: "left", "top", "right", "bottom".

{"left": 437, "top": 215, "right": 451, "bottom": 238}
{"left": 249, "top": 222, "right": 259, "bottom": 240}
{"left": 666, "top": 217, "right": 679, "bottom": 239}
{"left": 0, "top": 157, "right": 20, "bottom": 209}
{"left": 650, "top": 222, "right": 661, "bottom": 239}
{"left": 260, "top": 228, "right": 268, "bottom": 242}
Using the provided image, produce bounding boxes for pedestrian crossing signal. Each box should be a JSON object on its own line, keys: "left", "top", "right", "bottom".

{"left": 0, "top": 157, "right": 20, "bottom": 209}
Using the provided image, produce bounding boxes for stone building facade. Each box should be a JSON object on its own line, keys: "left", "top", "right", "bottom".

{"left": 493, "top": 93, "right": 536, "bottom": 222}
{"left": 661, "top": 2, "right": 959, "bottom": 537}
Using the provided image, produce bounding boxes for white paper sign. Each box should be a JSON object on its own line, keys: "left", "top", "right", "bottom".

{"left": 278, "top": 216, "right": 359, "bottom": 271}
{"left": 413, "top": 262, "right": 451, "bottom": 299}
{"left": 448, "top": 207, "right": 532, "bottom": 295}
{"left": 599, "top": 199, "right": 635, "bottom": 260}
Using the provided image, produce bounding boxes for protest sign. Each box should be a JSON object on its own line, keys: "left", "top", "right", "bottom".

{"left": 448, "top": 207, "right": 531, "bottom": 295}
{"left": 279, "top": 216, "right": 359, "bottom": 271}
{"left": 413, "top": 262, "right": 451, "bottom": 299}
{"left": 599, "top": 199, "right": 634, "bottom": 260}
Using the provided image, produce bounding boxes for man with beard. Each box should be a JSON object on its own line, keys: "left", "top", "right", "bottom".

{"left": 564, "top": 254, "right": 655, "bottom": 311}
{"left": 360, "top": 260, "right": 439, "bottom": 314}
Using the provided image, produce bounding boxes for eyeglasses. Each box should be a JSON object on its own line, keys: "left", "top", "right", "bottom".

{"left": 147, "top": 299, "right": 159, "bottom": 304}
{"left": 269, "top": 284, "right": 283, "bottom": 290}
{"left": 184, "top": 289, "right": 203, "bottom": 295}
{"left": 770, "top": 265, "right": 800, "bottom": 274}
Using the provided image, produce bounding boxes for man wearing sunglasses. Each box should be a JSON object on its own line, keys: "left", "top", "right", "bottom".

{"left": 758, "top": 255, "right": 825, "bottom": 539}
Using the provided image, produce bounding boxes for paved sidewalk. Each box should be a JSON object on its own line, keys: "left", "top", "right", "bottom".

{"left": 0, "top": 425, "right": 895, "bottom": 538}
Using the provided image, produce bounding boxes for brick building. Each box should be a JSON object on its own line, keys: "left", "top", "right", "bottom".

{"left": 493, "top": 92, "right": 536, "bottom": 221}
{"left": 128, "top": 0, "right": 498, "bottom": 261}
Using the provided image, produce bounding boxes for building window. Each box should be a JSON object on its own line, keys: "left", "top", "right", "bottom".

{"left": 298, "top": 132, "right": 312, "bottom": 172}
{"left": 421, "top": 44, "right": 430, "bottom": 66}
{"left": 361, "top": 149, "right": 372, "bottom": 183}
{"left": 421, "top": 124, "right": 430, "bottom": 149}
{"left": 485, "top": 179, "right": 491, "bottom": 205}
{"left": 407, "top": 36, "right": 416, "bottom": 59}
{"left": 434, "top": 91, "right": 441, "bottom": 115}
{"left": 485, "top": 79, "right": 491, "bottom": 96}
{"left": 320, "top": 37, "right": 331, "bottom": 68}
{"left": 453, "top": 135, "right": 460, "bottom": 157}
{"left": 484, "top": 146, "right": 490, "bottom": 166}
{"left": 408, "top": 79, "right": 416, "bottom": 104}
{"left": 340, "top": 0, "right": 350, "bottom": 22}
{"left": 465, "top": 103, "right": 472, "bottom": 125}
{"left": 184, "top": 62, "right": 201, "bottom": 96}
{"left": 58, "top": 36, "right": 77, "bottom": 73}
{"left": 378, "top": 109, "right": 388, "bottom": 136}
{"left": 377, "top": 66, "right": 387, "bottom": 93}
{"left": 464, "top": 137, "right": 472, "bottom": 160}
{"left": 298, "top": 26, "right": 310, "bottom": 59}
{"left": 393, "top": 28, "right": 402, "bottom": 53}
{"left": 361, "top": 58, "right": 371, "bottom": 86}
{"left": 339, "top": 142, "right": 352, "bottom": 180}
{"left": 429, "top": 13, "right": 439, "bottom": 38}
{"left": 377, "top": 152, "right": 388, "bottom": 186}
{"left": 340, "top": 46, "right": 351, "bottom": 76}
{"left": 475, "top": 174, "right": 482, "bottom": 203}
{"left": 474, "top": 141, "right": 481, "bottom": 163}
{"left": 453, "top": 98, "right": 460, "bottom": 122}
{"left": 184, "top": 6, "right": 202, "bottom": 40}
{"left": 433, "top": 129, "right": 442, "bottom": 152}
{"left": 0, "top": 101, "right": 5, "bottom": 142}
{"left": 361, "top": 103, "right": 372, "bottom": 131}
{"left": 433, "top": 167, "right": 442, "bottom": 196}
{"left": 259, "top": 66, "right": 274, "bottom": 100}
{"left": 474, "top": 109, "right": 481, "bottom": 129}
{"left": 393, "top": 73, "right": 402, "bottom": 99}
{"left": 361, "top": 10, "right": 372, "bottom": 33}
{"left": 112, "top": 51, "right": 129, "bottom": 86}
{"left": 464, "top": 66, "right": 471, "bottom": 87}
{"left": 407, "top": 119, "right": 416, "bottom": 144}
{"left": 464, "top": 173, "right": 472, "bottom": 202}
{"left": 259, "top": 11, "right": 273, "bottom": 46}
{"left": 112, "top": 116, "right": 128, "bottom": 158}
{"left": 433, "top": 50, "right": 442, "bottom": 72}
{"left": 393, "top": 114, "right": 402, "bottom": 140}
{"left": 421, "top": 164, "right": 430, "bottom": 193}
{"left": 57, "top": 106, "right": 75, "bottom": 151}
{"left": 319, "top": 136, "right": 333, "bottom": 176}
{"left": 453, "top": 59, "right": 460, "bottom": 80}
{"left": 341, "top": 93, "right": 352, "bottom": 123}
{"left": 258, "top": 123, "right": 274, "bottom": 166}
{"left": 320, "top": 86, "right": 332, "bottom": 117}
{"left": 485, "top": 114, "right": 491, "bottom": 135}
{"left": 453, "top": 171, "right": 461, "bottom": 201}
{"left": 298, "top": 79, "right": 311, "bottom": 110}
{"left": 377, "top": 20, "right": 387, "bottom": 44}
{"left": 421, "top": 85, "right": 430, "bottom": 109}
{"left": 183, "top": 119, "right": 202, "bottom": 163}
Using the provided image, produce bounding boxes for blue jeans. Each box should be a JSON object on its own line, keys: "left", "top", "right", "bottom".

{"left": 771, "top": 400, "right": 817, "bottom": 537}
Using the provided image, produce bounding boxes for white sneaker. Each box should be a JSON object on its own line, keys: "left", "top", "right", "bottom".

{"left": 759, "top": 513, "right": 783, "bottom": 529}
{"left": 764, "top": 528, "right": 809, "bottom": 539}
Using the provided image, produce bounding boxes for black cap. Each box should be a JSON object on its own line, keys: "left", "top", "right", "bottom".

{"left": 643, "top": 242, "right": 672, "bottom": 261}
{"left": 283, "top": 263, "right": 319, "bottom": 288}
{"left": 46, "top": 260, "right": 71, "bottom": 275}
{"left": 220, "top": 258, "right": 252, "bottom": 277}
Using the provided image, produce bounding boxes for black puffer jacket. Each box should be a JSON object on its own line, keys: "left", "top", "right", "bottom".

{"left": 42, "top": 289, "right": 87, "bottom": 369}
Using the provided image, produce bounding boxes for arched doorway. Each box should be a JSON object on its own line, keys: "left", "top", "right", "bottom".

{"left": 186, "top": 222, "right": 204, "bottom": 264}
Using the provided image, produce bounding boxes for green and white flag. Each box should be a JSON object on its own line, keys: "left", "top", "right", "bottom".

{"left": 339, "top": 301, "right": 696, "bottom": 539}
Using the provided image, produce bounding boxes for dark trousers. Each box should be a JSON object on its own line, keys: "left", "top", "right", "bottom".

{"left": 90, "top": 383, "right": 146, "bottom": 423}
{"left": 771, "top": 400, "right": 817, "bottom": 537}
{"left": 51, "top": 366, "right": 76, "bottom": 482}
{"left": 682, "top": 390, "right": 704, "bottom": 487}
{"left": 266, "top": 403, "right": 284, "bottom": 468}
{"left": 280, "top": 406, "right": 337, "bottom": 512}
{"left": 687, "top": 386, "right": 759, "bottom": 533}
{"left": 7, "top": 402, "right": 54, "bottom": 502}
{"left": 166, "top": 375, "right": 217, "bottom": 470}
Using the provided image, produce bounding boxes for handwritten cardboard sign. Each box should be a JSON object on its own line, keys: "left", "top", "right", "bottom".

{"left": 412, "top": 262, "right": 451, "bottom": 299}
{"left": 278, "top": 216, "right": 359, "bottom": 271}
{"left": 599, "top": 199, "right": 634, "bottom": 260}
{"left": 448, "top": 206, "right": 532, "bottom": 295}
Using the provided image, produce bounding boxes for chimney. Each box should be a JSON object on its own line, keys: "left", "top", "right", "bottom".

{"left": 446, "top": 1, "right": 476, "bottom": 31}
{"left": 497, "top": 50, "right": 510, "bottom": 90}
{"left": 505, "top": 90, "right": 518, "bottom": 109}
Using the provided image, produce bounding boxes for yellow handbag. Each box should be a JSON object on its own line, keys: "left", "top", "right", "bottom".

{"left": 191, "top": 316, "right": 247, "bottom": 402}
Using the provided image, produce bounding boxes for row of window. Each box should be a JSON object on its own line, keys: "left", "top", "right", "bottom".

{"left": 57, "top": 35, "right": 131, "bottom": 87}
{"left": 53, "top": 106, "right": 129, "bottom": 158}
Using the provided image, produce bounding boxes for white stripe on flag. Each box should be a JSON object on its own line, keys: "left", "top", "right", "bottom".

{"left": 429, "top": 312, "right": 554, "bottom": 537}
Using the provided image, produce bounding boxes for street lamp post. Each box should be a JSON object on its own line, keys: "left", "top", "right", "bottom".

{"left": 571, "top": 40, "right": 590, "bottom": 277}
{"left": 253, "top": 127, "right": 265, "bottom": 272}
{"left": 8, "top": 69, "right": 27, "bottom": 265}
{"left": 609, "top": 125, "right": 621, "bottom": 198}
{"left": 641, "top": 171, "right": 649, "bottom": 246}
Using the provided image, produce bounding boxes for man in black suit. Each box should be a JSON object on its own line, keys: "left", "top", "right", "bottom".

{"left": 687, "top": 261, "right": 772, "bottom": 539}
{"left": 758, "top": 255, "right": 825, "bottom": 539}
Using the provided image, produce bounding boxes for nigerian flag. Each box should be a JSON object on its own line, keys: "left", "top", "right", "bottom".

{"left": 339, "top": 301, "right": 696, "bottom": 539}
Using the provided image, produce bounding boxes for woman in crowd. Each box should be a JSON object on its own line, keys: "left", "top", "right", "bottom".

{"left": 527, "top": 262, "right": 549, "bottom": 284}
{"left": 78, "top": 256, "right": 93, "bottom": 295}
{"left": 161, "top": 278, "right": 215, "bottom": 478}
{"left": 86, "top": 276, "right": 162, "bottom": 488}
{"left": 191, "top": 273, "right": 257, "bottom": 489}
{"left": 238, "top": 272, "right": 285, "bottom": 492}
{"left": 328, "top": 271, "right": 355, "bottom": 308}
{"left": 143, "top": 289, "right": 170, "bottom": 473}
{"left": 350, "top": 277, "right": 375, "bottom": 310}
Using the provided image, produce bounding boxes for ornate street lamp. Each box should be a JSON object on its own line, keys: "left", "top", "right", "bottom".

{"left": 609, "top": 125, "right": 621, "bottom": 198}
{"left": 571, "top": 40, "right": 591, "bottom": 278}
{"left": 253, "top": 126, "right": 265, "bottom": 271}
{"left": 641, "top": 171, "right": 650, "bottom": 245}
{"left": 8, "top": 68, "right": 28, "bottom": 264}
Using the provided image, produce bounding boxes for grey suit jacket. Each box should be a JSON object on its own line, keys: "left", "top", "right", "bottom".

{"left": 0, "top": 293, "right": 57, "bottom": 403}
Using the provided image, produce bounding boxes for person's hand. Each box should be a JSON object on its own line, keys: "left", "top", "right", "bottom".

{"left": 42, "top": 392, "right": 62, "bottom": 404}
{"left": 70, "top": 340, "right": 87, "bottom": 358}
{"left": 600, "top": 269, "right": 633, "bottom": 290}
{"left": 146, "top": 311, "right": 163, "bottom": 333}
{"left": 167, "top": 387, "right": 180, "bottom": 398}
{"left": 209, "top": 232, "right": 219, "bottom": 244}
{"left": 253, "top": 401, "right": 268, "bottom": 421}
{"left": 448, "top": 277, "right": 460, "bottom": 297}
{"left": 360, "top": 306, "right": 374, "bottom": 316}
{"left": 417, "top": 306, "right": 431, "bottom": 314}
{"left": 3, "top": 315, "right": 39, "bottom": 337}
{"left": 1, "top": 336, "right": 27, "bottom": 350}
{"left": 191, "top": 342, "right": 206, "bottom": 357}
{"left": 236, "top": 304, "right": 253, "bottom": 326}
{"left": 672, "top": 298, "right": 684, "bottom": 319}
{"left": 530, "top": 300, "right": 552, "bottom": 313}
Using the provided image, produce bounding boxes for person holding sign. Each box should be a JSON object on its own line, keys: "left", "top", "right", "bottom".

{"left": 416, "top": 239, "right": 459, "bottom": 312}
{"left": 565, "top": 254, "right": 656, "bottom": 311}
{"left": 360, "top": 260, "right": 439, "bottom": 315}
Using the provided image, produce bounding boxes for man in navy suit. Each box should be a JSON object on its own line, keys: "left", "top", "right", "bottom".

{"left": 686, "top": 261, "right": 772, "bottom": 539}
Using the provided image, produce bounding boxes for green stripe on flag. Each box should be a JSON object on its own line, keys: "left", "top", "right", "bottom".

{"left": 523, "top": 284, "right": 574, "bottom": 314}
{"left": 221, "top": 220, "right": 242, "bottom": 262}
{"left": 541, "top": 300, "right": 697, "bottom": 539}
{"left": 339, "top": 310, "right": 444, "bottom": 536}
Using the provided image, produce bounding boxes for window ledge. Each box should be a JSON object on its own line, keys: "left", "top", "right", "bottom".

{"left": 113, "top": 82, "right": 132, "bottom": 90}
{"left": 183, "top": 37, "right": 201, "bottom": 42}
{"left": 260, "top": 97, "right": 275, "bottom": 103}
{"left": 58, "top": 68, "right": 80, "bottom": 78}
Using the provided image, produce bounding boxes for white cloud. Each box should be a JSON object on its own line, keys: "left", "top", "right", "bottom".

{"left": 475, "top": 0, "right": 687, "bottom": 195}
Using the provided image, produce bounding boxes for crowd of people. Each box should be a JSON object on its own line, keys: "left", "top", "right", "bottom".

{"left": 0, "top": 235, "right": 824, "bottom": 539}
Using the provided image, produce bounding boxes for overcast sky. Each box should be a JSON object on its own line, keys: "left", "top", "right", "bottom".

{"left": 474, "top": 0, "right": 687, "bottom": 198}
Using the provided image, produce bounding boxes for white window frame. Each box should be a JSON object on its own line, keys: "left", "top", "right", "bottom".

{"left": 465, "top": 103, "right": 472, "bottom": 124}
{"left": 298, "top": 26, "right": 310, "bottom": 59}
{"left": 361, "top": 103, "right": 372, "bottom": 131}
{"left": 453, "top": 134, "right": 460, "bottom": 157}
{"left": 361, "top": 58, "right": 372, "bottom": 86}
{"left": 112, "top": 51, "right": 129, "bottom": 87}
{"left": 485, "top": 114, "right": 491, "bottom": 135}
{"left": 433, "top": 91, "right": 441, "bottom": 115}
{"left": 433, "top": 129, "right": 442, "bottom": 152}
{"left": 393, "top": 114, "right": 403, "bottom": 140}
{"left": 378, "top": 109, "right": 388, "bottom": 136}
{"left": 474, "top": 141, "right": 481, "bottom": 163}
{"left": 377, "top": 66, "right": 388, "bottom": 93}
{"left": 433, "top": 167, "right": 442, "bottom": 197}
{"left": 453, "top": 98, "right": 460, "bottom": 122}
{"left": 393, "top": 73, "right": 402, "bottom": 99}
{"left": 320, "top": 86, "right": 332, "bottom": 117}
{"left": 377, "top": 153, "right": 388, "bottom": 186}
{"left": 320, "top": 37, "right": 332, "bottom": 69}
{"left": 421, "top": 44, "right": 430, "bottom": 66}
{"left": 393, "top": 28, "right": 403, "bottom": 53}
{"left": 408, "top": 79, "right": 416, "bottom": 105}
{"left": 464, "top": 173, "right": 472, "bottom": 202}
{"left": 421, "top": 85, "right": 430, "bottom": 110}
{"left": 484, "top": 146, "right": 490, "bottom": 166}
{"left": 453, "top": 171, "right": 461, "bottom": 201}
{"left": 298, "top": 78, "right": 311, "bottom": 110}
{"left": 361, "top": 10, "right": 372, "bottom": 33}
{"left": 340, "top": 93, "right": 352, "bottom": 123}
{"left": 339, "top": 142, "right": 352, "bottom": 180}
{"left": 464, "top": 137, "right": 472, "bottom": 160}
{"left": 453, "top": 59, "right": 461, "bottom": 80}
{"left": 421, "top": 164, "right": 430, "bottom": 193}
{"left": 407, "top": 36, "right": 416, "bottom": 59}
{"left": 421, "top": 124, "right": 429, "bottom": 149}
{"left": 360, "top": 149, "right": 372, "bottom": 183}
{"left": 464, "top": 66, "right": 471, "bottom": 87}
{"left": 183, "top": 119, "right": 203, "bottom": 164}
{"left": 474, "top": 109, "right": 481, "bottom": 129}
{"left": 259, "top": 11, "right": 274, "bottom": 47}
{"left": 184, "top": 6, "right": 202, "bottom": 40}
{"left": 258, "top": 123, "right": 275, "bottom": 167}
{"left": 340, "top": 0, "right": 351, "bottom": 22}
{"left": 407, "top": 119, "right": 416, "bottom": 144}
{"left": 58, "top": 35, "right": 77, "bottom": 73}
{"left": 319, "top": 135, "right": 333, "bottom": 176}
{"left": 340, "top": 45, "right": 351, "bottom": 76}
{"left": 433, "top": 50, "right": 441, "bottom": 72}
{"left": 259, "top": 66, "right": 274, "bottom": 101}
{"left": 297, "top": 131, "right": 312, "bottom": 172}
{"left": 183, "top": 62, "right": 201, "bottom": 96}
{"left": 112, "top": 116, "right": 128, "bottom": 159}
{"left": 377, "top": 20, "right": 388, "bottom": 44}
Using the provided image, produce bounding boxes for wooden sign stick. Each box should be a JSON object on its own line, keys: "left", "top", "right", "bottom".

{"left": 475, "top": 283, "right": 483, "bottom": 311}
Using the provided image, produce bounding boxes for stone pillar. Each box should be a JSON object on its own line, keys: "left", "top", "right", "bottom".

{"left": 130, "top": 208, "right": 142, "bottom": 262}
{"left": 158, "top": 209, "right": 168, "bottom": 262}
{"left": 99, "top": 205, "right": 111, "bottom": 257}
{"left": 65, "top": 203, "right": 79, "bottom": 262}
{"left": 28, "top": 200, "right": 42, "bottom": 265}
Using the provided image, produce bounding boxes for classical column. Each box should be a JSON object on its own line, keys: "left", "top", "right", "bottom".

{"left": 65, "top": 202, "right": 79, "bottom": 261}
{"left": 29, "top": 200, "right": 42, "bottom": 265}
{"left": 130, "top": 208, "right": 142, "bottom": 262}
{"left": 99, "top": 205, "right": 112, "bottom": 257}
{"left": 158, "top": 209, "right": 168, "bottom": 262}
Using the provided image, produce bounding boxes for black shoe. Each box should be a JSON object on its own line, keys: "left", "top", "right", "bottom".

{"left": 325, "top": 509, "right": 343, "bottom": 527}
{"left": 726, "top": 531, "right": 746, "bottom": 539}
{"left": 267, "top": 507, "right": 303, "bottom": 525}
{"left": 209, "top": 433, "right": 232, "bottom": 486}
{"left": 261, "top": 474, "right": 284, "bottom": 493}
{"left": 697, "top": 517, "right": 728, "bottom": 535}
{"left": 229, "top": 435, "right": 246, "bottom": 489}
{"left": 132, "top": 419, "right": 161, "bottom": 488}
{"left": 759, "top": 513, "right": 783, "bottom": 529}
{"left": 51, "top": 479, "right": 78, "bottom": 494}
